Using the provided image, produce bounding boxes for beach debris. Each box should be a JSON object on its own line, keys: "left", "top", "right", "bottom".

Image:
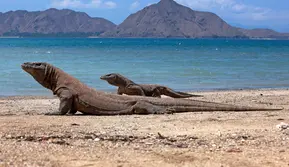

{"left": 226, "top": 147, "right": 242, "bottom": 153}
{"left": 71, "top": 123, "right": 80, "bottom": 126}
{"left": 48, "top": 138, "right": 69, "bottom": 145}
{"left": 157, "top": 132, "right": 166, "bottom": 139}
{"left": 276, "top": 122, "right": 289, "bottom": 130}
{"left": 277, "top": 118, "right": 285, "bottom": 121}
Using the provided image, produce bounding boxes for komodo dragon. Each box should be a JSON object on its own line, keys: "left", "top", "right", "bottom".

{"left": 21, "top": 62, "right": 283, "bottom": 115}
{"left": 100, "top": 73, "right": 202, "bottom": 98}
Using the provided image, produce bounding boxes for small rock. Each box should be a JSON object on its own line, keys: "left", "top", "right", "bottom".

{"left": 145, "top": 142, "right": 154, "bottom": 145}
{"left": 71, "top": 123, "right": 80, "bottom": 126}
{"left": 276, "top": 122, "right": 289, "bottom": 130}
{"left": 217, "top": 130, "right": 222, "bottom": 137}
{"left": 176, "top": 143, "right": 188, "bottom": 148}
{"left": 84, "top": 135, "right": 94, "bottom": 139}
{"left": 282, "top": 129, "right": 289, "bottom": 135}
{"left": 25, "top": 136, "right": 34, "bottom": 141}
{"left": 6, "top": 135, "right": 12, "bottom": 139}
{"left": 94, "top": 138, "right": 100, "bottom": 142}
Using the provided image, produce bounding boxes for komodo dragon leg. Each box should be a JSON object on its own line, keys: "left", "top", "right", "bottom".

{"left": 132, "top": 101, "right": 170, "bottom": 114}
{"left": 126, "top": 85, "right": 146, "bottom": 96}
{"left": 151, "top": 88, "right": 162, "bottom": 98}
{"left": 45, "top": 89, "right": 77, "bottom": 115}
{"left": 117, "top": 88, "right": 123, "bottom": 95}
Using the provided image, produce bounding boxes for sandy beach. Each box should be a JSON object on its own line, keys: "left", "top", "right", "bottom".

{"left": 0, "top": 89, "right": 288, "bottom": 167}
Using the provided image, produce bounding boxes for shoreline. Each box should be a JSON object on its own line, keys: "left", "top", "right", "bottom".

{"left": 1, "top": 87, "right": 289, "bottom": 99}
{"left": 1, "top": 36, "right": 289, "bottom": 40}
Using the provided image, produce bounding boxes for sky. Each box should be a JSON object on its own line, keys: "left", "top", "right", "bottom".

{"left": 0, "top": 0, "right": 288, "bottom": 32}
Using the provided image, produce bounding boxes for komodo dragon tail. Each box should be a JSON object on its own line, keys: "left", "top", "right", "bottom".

{"left": 176, "top": 91, "right": 203, "bottom": 97}
{"left": 143, "top": 97, "right": 284, "bottom": 112}
{"left": 165, "top": 105, "right": 284, "bottom": 113}
{"left": 160, "top": 87, "right": 203, "bottom": 98}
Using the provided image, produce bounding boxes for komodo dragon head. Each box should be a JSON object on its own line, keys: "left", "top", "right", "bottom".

{"left": 21, "top": 62, "right": 56, "bottom": 90}
{"left": 100, "top": 73, "right": 136, "bottom": 87}
{"left": 100, "top": 73, "right": 122, "bottom": 86}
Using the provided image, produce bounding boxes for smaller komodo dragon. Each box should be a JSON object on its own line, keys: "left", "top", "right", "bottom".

{"left": 100, "top": 73, "right": 202, "bottom": 98}
{"left": 21, "top": 62, "right": 283, "bottom": 116}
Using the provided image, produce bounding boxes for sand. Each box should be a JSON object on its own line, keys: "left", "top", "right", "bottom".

{"left": 0, "top": 89, "right": 289, "bottom": 167}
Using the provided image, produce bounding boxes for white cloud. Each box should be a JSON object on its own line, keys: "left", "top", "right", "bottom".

{"left": 174, "top": 0, "right": 289, "bottom": 31}
{"left": 130, "top": 1, "right": 140, "bottom": 10}
{"left": 51, "top": 0, "right": 84, "bottom": 8}
{"left": 175, "top": 0, "right": 235, "bottom": 11}
{"left": 231, "top": 4, "right": 246, "bottom": 13}
{"left": 104, "top": 1, "right": 117, "bottom": 9}
{"left": 51, "top": 0, "right": 117, "bottom": 9}
{"left": 175, "top": 0, "right": 288, "bottom": 22}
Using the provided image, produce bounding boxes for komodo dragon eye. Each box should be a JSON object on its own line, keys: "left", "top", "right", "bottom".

{"left": 32, "top": 63, "right": 47, "bottom": 69}
{"left": 35, "top": 63, "right": 42, "bottom": 66}
{"left": 106, "top": 74, "right": 115, "bottom": 77}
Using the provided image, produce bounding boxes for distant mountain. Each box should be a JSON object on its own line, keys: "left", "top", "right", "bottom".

{"left": 238, "top": 28, "right": 289, "bottom": 39}
{"left": 101, "top": 0, "right": 289, "bottom": 39}
{"left": 0, "top": 8, "right": 116, "bottom": 37}
{"left": 0, "top": 0, "right": 288, "bottom": 39}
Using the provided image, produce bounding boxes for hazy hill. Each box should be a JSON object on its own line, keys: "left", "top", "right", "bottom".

{"left": 238, "top": 28, "right": 289, "bottom": 39}
{"left": 0, "top": 8, "right": 116, "bottom": 37}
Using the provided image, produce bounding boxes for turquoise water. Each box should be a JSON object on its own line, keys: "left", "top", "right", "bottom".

{"left": 0, "top": 38, "right": 289, "bottom": 96}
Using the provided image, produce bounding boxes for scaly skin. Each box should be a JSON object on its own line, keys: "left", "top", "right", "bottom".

{"left": 100, "top": 73, "right": 202, "bottom": 98}
{"left": 21, "top": 62, "right": 283, "bottom": 115}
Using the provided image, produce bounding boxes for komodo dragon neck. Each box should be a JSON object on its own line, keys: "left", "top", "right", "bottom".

{"left": 116, "top": 75, "right": 135, "bottom": 87}
{"left": 43, "top": 64, "right": 59, "bottom": 92}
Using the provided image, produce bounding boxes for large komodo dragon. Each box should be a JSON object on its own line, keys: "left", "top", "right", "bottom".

{"left": 100, "top": 73, "right": 202, "bottom": 98}
{"left": 21, "top": 62, "right": 283, "bottom": 115}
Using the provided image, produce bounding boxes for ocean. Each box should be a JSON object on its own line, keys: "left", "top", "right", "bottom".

{"left": 0, "top": 38, "right": 289, "bottom": 96}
